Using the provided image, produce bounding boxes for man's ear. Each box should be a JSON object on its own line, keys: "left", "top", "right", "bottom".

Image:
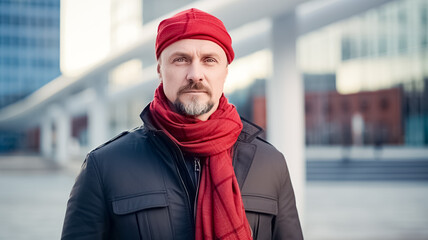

{"left": 157, "top": 63, "right": 162, "bottom": 82}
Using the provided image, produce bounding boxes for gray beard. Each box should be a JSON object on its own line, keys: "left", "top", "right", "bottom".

{"left": 174, "top": 97, "right": 214, "bottom": 117}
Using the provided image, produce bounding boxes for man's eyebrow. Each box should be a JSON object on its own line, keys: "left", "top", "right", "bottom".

{"left": 200, "top": 52, "right": 221, "bottom": 59}
{"left": 169, "top": 52, "right": 191, "bottom": 58}
{"left": 169, "top": 51, "right": 222, "bottom": 59}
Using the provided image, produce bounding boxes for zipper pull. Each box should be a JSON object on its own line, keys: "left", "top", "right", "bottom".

{"left": 193, "top": 157, "right": 201, "bottom": 220}
{"left": 194, "top": 157, "right": 201, "bottom": 173}
{"left": 194, "top": 157, "right": 201, "bottom": 184}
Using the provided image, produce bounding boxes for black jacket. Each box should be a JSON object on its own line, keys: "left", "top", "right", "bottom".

{"left": 61, "top": 107, "right": 303, "bottom": 240}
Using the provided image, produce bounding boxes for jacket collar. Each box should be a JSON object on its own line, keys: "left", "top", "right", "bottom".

{"left": 140, "top": 104, "right": 157, "bottom": 131}
{"left": 139, "top": 103, "right": 264, "bottom": 142}
{"left": 140, "top": 103, "right": 259, "bottom": 189}
{"left": 238, "top": 118, "right": 264, "bottom": 143}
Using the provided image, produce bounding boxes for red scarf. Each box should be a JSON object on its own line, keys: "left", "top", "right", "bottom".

{"left": 149, "top": 84, "right": 252, "bottom": 240}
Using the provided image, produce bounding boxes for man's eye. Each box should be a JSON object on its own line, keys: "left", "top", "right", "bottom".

{"left": 173, "top": 57, "right": 187, "bottom": 62}
{"left": 205, "top": 58, "right": 217, "bottom": 63}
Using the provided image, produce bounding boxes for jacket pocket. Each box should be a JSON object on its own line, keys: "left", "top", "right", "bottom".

{"left": 242, "top": 195, "right": 278, "bottom": 240}
{"left": 112, "top": 191, "right": 173, "bottom": 240}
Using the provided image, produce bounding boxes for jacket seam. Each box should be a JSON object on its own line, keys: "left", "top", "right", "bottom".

{"left": 255, "top": 136, "right": 272, "bottom": 146}
{"left": 88, "top": 153, "right": 106, "bottom": 200}
{"left": 149, "top": 131, "right": 187, "bottom": 239}
{"left": 233, "top": 141, "right": 257, "bottom": 190}
{"left": 279, "top": 156, "right": 289, "bottom": 198}
{"left": 110, "top": 190, "right": 167, "bottom": 202}
{"left": 241, "top": 193, "right": 278, "bottom": 201}
{"left": 149, "top": 133, "right": 178, "bottom": 239}
{"left": 87, "top": 153, "right": 111, "bottom": 229}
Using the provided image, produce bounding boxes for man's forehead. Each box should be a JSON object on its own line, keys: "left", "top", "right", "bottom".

{"left": 161, "top": 39, "right": 227, "bottom": 58}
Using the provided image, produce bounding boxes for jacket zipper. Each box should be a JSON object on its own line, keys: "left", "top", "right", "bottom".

{"left": 174, "top": 148, "right": 194, "bottom": 226}
{"left": 155, "top": 132, "right": 194, "bottom": 227}
{"left": 154, "top": 132, "right": 241, "bottom": 231}
{"left": 193, "top": 157, "right": 201, "bottom": 221}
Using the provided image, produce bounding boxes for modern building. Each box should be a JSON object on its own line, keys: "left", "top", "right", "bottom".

{"left": 0, "top": 0, "right": 61, "bottom": 108}
{"left": 298, "top": 0, "right": 428, "bottom": 146}
{"left": 304, "top": 88, "right": 403, "bottom": 145}
{"left": 0, "top": 0, "right": 61, "bottom": 151}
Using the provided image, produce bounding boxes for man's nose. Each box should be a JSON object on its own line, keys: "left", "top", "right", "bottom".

{"left": 186, "top": 62, "right": 204, "bottom": 82}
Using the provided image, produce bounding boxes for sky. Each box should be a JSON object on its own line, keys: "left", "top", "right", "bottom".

{"left": 60, "top": 0, "right": 111, "bottom": 76}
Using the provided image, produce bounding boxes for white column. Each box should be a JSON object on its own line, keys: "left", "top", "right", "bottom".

{"left": 88, "top": 86, "right": 109, "bottom": 149}
{"left": 56, "top": 109, "right": 71, "bottom": 164}
{"left": 268, "top": 11, "right": 306, "bottom": 223}
{"left": 113, "top": 101, "right": 128, "bottom": 134}
{"left": 49, "top": 105, "right": 71, "bottom": 164}
{"left": 40, "top": 116, "right": 53, "bottom": 158}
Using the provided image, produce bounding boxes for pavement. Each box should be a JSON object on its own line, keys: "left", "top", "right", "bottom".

{"left": 0, "top": 154, "right": 427, "bottom": 240}
{"left": 0, "top": 155, "right": 75, "bottom": 240}
{"left": 304, "top": 181, "right": 428, "bottom": 240}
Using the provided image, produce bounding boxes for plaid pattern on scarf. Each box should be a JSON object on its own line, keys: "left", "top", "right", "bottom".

{"left": 149, "top": 84, "right": 252, "bottom": 240}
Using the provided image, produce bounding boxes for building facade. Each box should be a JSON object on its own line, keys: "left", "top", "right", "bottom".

{"left": 0, "top": 0, "right": 61, "bottom": 151}
{"left": 298, "top": 0, "right": 428, "bottom": 146}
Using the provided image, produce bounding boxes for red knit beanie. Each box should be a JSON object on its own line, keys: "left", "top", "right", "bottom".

{"left": 155, "top": 8, "right": 234, "bottom": 63}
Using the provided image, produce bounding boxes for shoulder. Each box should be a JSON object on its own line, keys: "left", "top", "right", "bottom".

{"left": 239, "top": 136, "right": 289, "bottom": 202}
{"left": 237, "top": 124, "right": 289, "bottom": 197}
{"left": 238, "top": 117, "right": 286, "bottom": 168}
{"left": 88, "top": 125, "right": 150, "bottom": 162}
{"left": 83, "top": 125, "right": 162, "bottom": 188}
{"left": 247, "top": 136, "right": 288, "bottom": 182}
{"left": 252, "top": 137, "right": 285, "bottom": 162}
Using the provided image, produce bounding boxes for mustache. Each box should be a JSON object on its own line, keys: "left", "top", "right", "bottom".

{"left": 177, "top": 82, "right": 212, "bottom": 96}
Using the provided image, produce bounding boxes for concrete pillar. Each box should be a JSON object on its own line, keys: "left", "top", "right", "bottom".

{"left": 56, "top": 108, "right": 71, "bottom": 164}
{"left": 48, "top": 105, "right": 71, "bottom": 164}
{"left": 113, "top": 101, "right": 128, "bottom": 134}
{"left": 88, "top": 86, "right": 109, "bottom": 149}
{"left": 40, "top": 116, "right": 53, "bottom": 158}
{"left": 268, "top": 11, "right": 306, "bottom": 222}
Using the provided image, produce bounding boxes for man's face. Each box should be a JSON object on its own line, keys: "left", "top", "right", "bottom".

{"left": 158, "top": 39, "right": 228, "bottom": 121}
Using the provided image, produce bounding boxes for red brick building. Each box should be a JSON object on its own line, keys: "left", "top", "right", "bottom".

{"left": 304, "top": 88, "right": 403, "bottom": 145}
{"left": 246, "top": 85, "right": 403, "bottom": 145}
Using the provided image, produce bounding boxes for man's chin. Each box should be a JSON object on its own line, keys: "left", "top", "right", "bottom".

{"left": 180, "top": 93, "right": 208, "bottom": 102}
{"left": 173, "top": 99, "right": 214, "bottom": 116}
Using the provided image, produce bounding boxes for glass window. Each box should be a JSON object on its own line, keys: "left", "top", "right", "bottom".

{"left": 360, "top": 38, "right": 369, "bottom": 57}
{"left": 341, "top": 37, "right": 352, "bottom": 60}
{"left": 398, "top": 8, "right": 407, "bottom": 24}
{"left": 398, "top": 35, "right": 407, "bottom": 52}
{"left": 421, "top": 6, "right": 428, "bottom": 26}
{"left": 299, "top": 0, "right": 428, "bottom": 147}
{"left": 378, "top": 36, "right": 387, "bottom": 55}
{"left": 422, "top": 35, "right": 428, "bottom": 48}
{"left": 10, "top": 15, "right": 18, "bottom": 26}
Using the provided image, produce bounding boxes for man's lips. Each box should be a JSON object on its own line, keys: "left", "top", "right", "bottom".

{"left": 181, "top": 90, "right": 208, "bottom": 94}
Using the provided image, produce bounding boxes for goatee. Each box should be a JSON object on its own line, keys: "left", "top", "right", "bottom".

{"left": 174, "top": 82, "right": 214, "bottom": 116}
{"left": 174, "top": 98, "right": 214, "bottom": 116}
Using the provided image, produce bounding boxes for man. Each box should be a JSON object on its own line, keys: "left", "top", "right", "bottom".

{"left": 62, "top": 8, "right": 303, "bottom": 240}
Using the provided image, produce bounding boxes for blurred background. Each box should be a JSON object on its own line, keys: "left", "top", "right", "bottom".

{"left": 0, "top": 0, "right": 427, "bottom": 239}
